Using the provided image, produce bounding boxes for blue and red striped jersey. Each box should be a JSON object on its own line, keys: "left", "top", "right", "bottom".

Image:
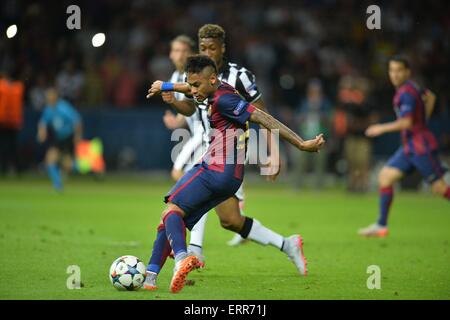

{"left": 393, "top": 80, "right": 438, "bottom": 155}
{"left": 202, "top": 82, "right": 256, "bottom": 179}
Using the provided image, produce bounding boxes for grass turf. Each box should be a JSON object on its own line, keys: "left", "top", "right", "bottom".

{"left": 0, "top": 176, "right": 449, "bottom": 300}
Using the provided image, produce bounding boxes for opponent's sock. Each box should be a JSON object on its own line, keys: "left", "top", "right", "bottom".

{"left": 164, "top": 211, "right": 187, "bottom": 258}
{"left": 188, "top": 213, "right": 208, "bottom": 255}
{"left": 444, "top": 187, "right": 450, "bottom": 200}
{"left": 377, "top": 186, "right": 394, "bottom": 226}
{"left": 147, "top": 224, "right": 171, "bottom": 274}
{"left": 239, "top": 217, "right": 284, "bottom": 250}
{"left": 47, "top": 164, "right": 63, "bottom": 191}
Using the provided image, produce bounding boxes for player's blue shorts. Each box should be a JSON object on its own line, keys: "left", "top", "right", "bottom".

{"left": 164, "top": 162, "right": 243, "bottom": 230}
{"left": 386, "top": 147, "right": 447, "bottom": 184}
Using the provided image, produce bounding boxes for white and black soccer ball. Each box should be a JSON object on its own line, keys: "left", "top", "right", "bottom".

{"left": 109, "top": 255, "right": 146, "bottom": 291}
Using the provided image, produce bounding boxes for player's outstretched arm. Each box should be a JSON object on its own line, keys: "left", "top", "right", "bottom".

{"left": 249, "top": 108, "right": 325, "bottom": 152}
{"left": 146, "top": 80, "right": 195, "bottom": 116}
{"left": 365, "top": 117, "right": 412, "bottom": 137}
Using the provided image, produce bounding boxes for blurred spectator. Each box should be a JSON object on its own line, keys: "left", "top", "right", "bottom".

{"left": 293, "top": 78, "right": 331, "bottom": 189}
{"left": 82, "top": 60, "right": 104, "bottom": 107}
{"left": 339, "top": 75, "right": 376, "bottom": 192}
{"left": 56, "top": 60, "right": 85, "bottom": 104}
{"left": 29, "top": 74, "right": 47, "bottom": 111}
{"left": 0, "top": 72, "right": 24, "bottom": 175}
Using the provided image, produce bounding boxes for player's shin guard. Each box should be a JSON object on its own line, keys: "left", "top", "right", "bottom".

{"left": 47, "top": 164, "right": 62, "bottom": 191}
{"left": 378, "top": 186, "right": 394, "bottom": 226}
{"left": 188, "top": 213, "right": 208, "bottom": 256}
{"left": 147, "top": 224, "right": 171, "bottom": 274}
{"left": 163, "top": 211, "right": 187, "bottom": 261}
{"left": 239, "top": 217, "right": 284, "bottom": 250}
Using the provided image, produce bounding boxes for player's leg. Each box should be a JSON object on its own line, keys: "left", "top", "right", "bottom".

{"left": 45, "top": 146, "right": 63, "bottom": 191}
{"left": 215, "top": 196, "right": 307, "bottom": 275}
{"left": 226, "top": 185, "right": 248, "bottom": 246}
{"left": 359, "top": 148, "right": 409, "bottom": 237}
{"left": 413, "top": 151, "right": 449, "bottom": 200}
{"left": 144, "top": 221, "right": 171, "bottom": 290}
{"left": 187, "top": 213, "right": 207, "bottom": 265}
{"left": 145, "top": 164, "right": 211, "bottom": 292}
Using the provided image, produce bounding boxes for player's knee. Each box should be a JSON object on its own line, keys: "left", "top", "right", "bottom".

{"left": 161, "top": 204, "right": 185, "bottom": 221}
{"left": 46, "top": 149, "right": 59, "bottom": 165}
{"left": 378, "top": 168, "right": 395, "bottom": 187}
{"left": 431, "top": 179, "right": 447, "bottom": 195}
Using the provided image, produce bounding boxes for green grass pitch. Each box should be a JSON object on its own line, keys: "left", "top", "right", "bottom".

{"left": 0, "top": 176, "right": 449, "bottom": 300}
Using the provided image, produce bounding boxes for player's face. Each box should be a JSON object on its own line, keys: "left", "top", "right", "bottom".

{"left": 45, "top": 89, "right": 58, "bottom": 106}
{"left": 199, "top": 38, "right": 225, "bottom": 68}
{"left": 187, "top": 68, "right": 217, "bottom": 102}
{"left": 170, "top": 41, "right": 192, "bottom": 71}
{"left": 388, "top": 61, "right": 410, "bottom": 87}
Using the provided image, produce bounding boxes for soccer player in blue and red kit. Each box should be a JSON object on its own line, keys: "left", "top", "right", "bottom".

{"left": 359, "top": 56, "right": 449, "bottom": 237}
{"left": 145, "top": 55, "right": 325, "bottom": 293}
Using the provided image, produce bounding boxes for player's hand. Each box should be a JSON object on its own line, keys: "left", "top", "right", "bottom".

{"left": 163, "top": 110, "right": 179, "bottom": 130}
{"left": 365, "top": 124, "right": 384, "bottom": 137}
{"left": 300, "top": 134, "right": 325, "bottom": 152}
{"left": 161, "top": 92, "right": 176, "bottom": 105}
{"left": 146, "top": 80, "right": 163, "bottom": 98}
{"left": 422, "top": 90, "right": 436, "bottom": 106}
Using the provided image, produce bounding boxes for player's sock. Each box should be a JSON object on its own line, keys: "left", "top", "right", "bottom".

{"left": 444, "top": 187, "right": 450, "bottom": 200}
{"left": 239, "top": 217, "right": 284, "bottom": 250}
{"left": 47, "top": 163, "right": 63, "bottom": 191}
{"left": 377, "top": 186, "right": 394, "bottom": 226}
{"left": 188, "top": 213, "right": 207, "bottom": 256}
{"left": 147, "top": 224, "right": 171, "bottom": 274}
{"left": 164, "top": 211, "right": 187, "bottom": 258}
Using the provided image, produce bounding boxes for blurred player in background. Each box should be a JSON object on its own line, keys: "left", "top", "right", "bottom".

{"left": 359, "top": 56, "right": 449, "bottom": 237}
{"left": 160, "top": 35, "right": 205, "bottom": 182}
{"left": 37, "top": 87, "right": 82, "bottom": 191}
{"left": 145, "top": 55, "right": 324, "bottom": 292}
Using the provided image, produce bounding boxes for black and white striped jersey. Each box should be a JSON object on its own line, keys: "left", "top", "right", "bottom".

{"left": 190, "top": 59, "right": 262, "bottom": 144}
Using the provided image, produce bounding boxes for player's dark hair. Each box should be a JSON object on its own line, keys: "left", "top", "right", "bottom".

{"left": 388, "top": 55, "right": 410, "bottom": 69}
{"left": 198, "top": 24, "right": 225, "bottom": 43}
{"left": 185, "top": 55, "right": 217, "bottom": 74}
{"left": 171, "top": 35, "right": 196, "bottom": 52}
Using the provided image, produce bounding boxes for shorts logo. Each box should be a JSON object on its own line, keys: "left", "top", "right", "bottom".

{"left": 233, "top": 100, "right": 247, "bottom": 115}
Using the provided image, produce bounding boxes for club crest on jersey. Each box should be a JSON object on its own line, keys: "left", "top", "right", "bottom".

{"left": 233, "top": 100, "right": 247, "bottom": 115}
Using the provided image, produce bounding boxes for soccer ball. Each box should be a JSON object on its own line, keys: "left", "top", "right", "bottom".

{"left": 109, "top": 255, "right": 146, "bottom": 291}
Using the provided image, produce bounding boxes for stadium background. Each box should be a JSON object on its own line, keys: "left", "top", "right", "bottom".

{"left": 1, "top": 0, "right": 449, "bottom": 181}
{"left": 0, "top": 0, "right": 450, "bottom": 301}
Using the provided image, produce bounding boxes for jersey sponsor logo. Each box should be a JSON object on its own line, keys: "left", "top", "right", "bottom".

{"left": 233, "top": 100, "right": 247, "bottom": 115}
